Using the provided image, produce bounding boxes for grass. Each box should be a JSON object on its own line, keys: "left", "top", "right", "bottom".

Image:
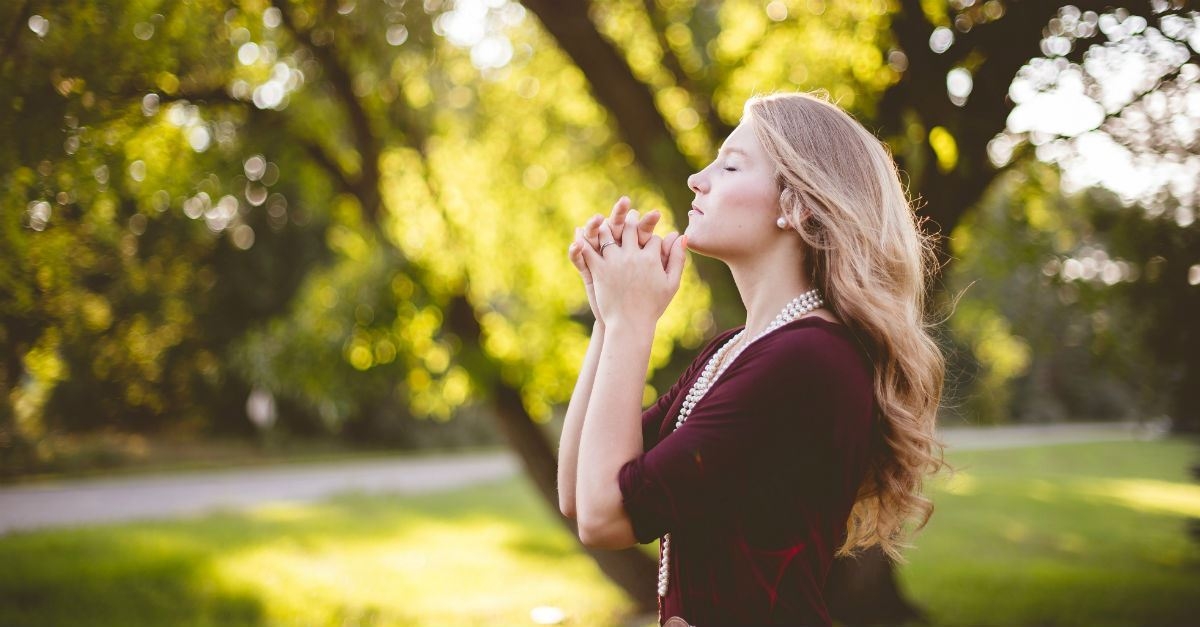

{"left": 900, "top": 438, "right": 1200, "bottom": 627}
{"left": 0, "top": 477, "right": 631, "bottom": 626}
{"left": 1, "top": 439, "right": 1197, "bottom": 626}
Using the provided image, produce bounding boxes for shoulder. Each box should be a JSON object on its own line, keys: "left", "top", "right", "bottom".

{"left": 738, "top": 317, "right": 873, "bottom": 386}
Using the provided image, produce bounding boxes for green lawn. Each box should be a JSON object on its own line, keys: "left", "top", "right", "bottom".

{"left": 1, "top": 439, "right": 1197, "bottom": 626}
{"left": 900, "top": 438, "right": 1200, "bottom": 627}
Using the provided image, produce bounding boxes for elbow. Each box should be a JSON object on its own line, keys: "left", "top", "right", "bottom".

{"left": 576, "top": 520, "right": 613, "bottom": 549}
{"left": 576, "top": 516, "right": 636, "bottom": 550}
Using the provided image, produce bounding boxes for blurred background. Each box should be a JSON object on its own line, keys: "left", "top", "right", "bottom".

{"left": 1, "top": 0, "right": 1198, "bottom": 625}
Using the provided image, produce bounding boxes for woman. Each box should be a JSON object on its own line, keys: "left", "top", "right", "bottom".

{"left": 557, "top": 92, "right": 947, "bottom": 626}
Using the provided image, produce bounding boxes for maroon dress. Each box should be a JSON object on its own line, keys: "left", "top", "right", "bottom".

{"left": 617, "top": 316, "right": 876, "bottom": 626}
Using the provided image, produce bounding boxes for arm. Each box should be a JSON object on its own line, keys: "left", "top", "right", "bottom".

{"left": 575, "top": 319, "right": 656, "bottom": 548}
{"left": 557, "top": 321, "right": 605, "bottom": 518}
{"left": 559, "top": 198, "right": 670, "bottom": 518}
{"left": 573, "top": 216, "right": 686, "bottom": 549}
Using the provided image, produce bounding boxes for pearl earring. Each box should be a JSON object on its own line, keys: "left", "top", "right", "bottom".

{"left": 776, "top": 216, "right": 788, "bottom": 229}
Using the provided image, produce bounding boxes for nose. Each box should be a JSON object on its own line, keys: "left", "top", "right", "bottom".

{"left": 687, "top": 169, "right": 706, "bottom": 194}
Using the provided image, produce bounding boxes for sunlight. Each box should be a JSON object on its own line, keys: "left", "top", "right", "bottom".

{"left": 207, "top": 510, "right": 627, "bottom": 625}
{"left": 1080, "top": 478, "right": 1200, "bottom": 517}
{"left": 934, "top": 471, "right": 977, "bottom": 496}
{"left": 246, "top": 503, "right": 320, "bottom": 523}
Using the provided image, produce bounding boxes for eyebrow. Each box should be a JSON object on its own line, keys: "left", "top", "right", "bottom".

{"left": 717, "top": 146, "right": 748, "bottom": 158}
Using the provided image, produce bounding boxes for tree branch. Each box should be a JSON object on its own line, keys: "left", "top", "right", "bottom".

{"left": 640, "top": 0, "right": 731, "bottom": 138}
{"left": 273, "top": 0, "right": 383, "bottom": 225}
{"left": 160, "top": 85, "right": 360, "bottom": 199}
{"left": 520, "top": 0, "right": 694, "bottom": 219}
{"left": 0, "top": 0, "right": 32, "bottom": 72}
{"left": 520, "top": 0, "right": 762, "bottom": 327}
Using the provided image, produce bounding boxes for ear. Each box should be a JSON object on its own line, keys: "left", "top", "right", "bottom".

{"left": 778, "top": 184, "right": 796, "bottom": 213}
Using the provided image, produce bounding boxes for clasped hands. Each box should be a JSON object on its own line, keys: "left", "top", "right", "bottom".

{"left": 567, "top": 196, "right": 687, "bottom": 332}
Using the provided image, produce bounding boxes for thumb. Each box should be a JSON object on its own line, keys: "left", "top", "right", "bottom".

{"left": 666, "top": 235, "right": 687, "bottom": 289}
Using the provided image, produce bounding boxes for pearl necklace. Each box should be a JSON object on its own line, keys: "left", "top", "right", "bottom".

{"left": 657, "top": 288, "right": 824, "bottom": 599}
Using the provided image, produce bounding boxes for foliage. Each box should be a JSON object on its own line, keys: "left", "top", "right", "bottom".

{"left": 943, "top": 162, "right": 1173, "bottom": 425}
{"left": 1, "top": 1, "right": 331, "bottom": 467}
{"left": 3, "top": 0, "right": 1199, "bottom": 467}
{"left": 0, "top": 0, "right": 718, "bottom": 472}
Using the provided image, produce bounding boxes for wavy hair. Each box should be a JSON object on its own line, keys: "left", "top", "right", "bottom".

{"left": 745, "top": 92, "right": 948, "bottom": 562}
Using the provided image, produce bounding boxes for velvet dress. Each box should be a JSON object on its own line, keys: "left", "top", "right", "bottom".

{"left": 617, "top": 316, "right": 877, "bottom": 626}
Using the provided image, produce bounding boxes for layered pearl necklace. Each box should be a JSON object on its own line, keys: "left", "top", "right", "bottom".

{"left": 657, "top": 288, "right": 824, "bottom": 599}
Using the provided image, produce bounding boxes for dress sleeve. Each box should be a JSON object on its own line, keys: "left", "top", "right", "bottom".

{"left": 639, "top": 329, "right": 739, "bottom": 453}
{"left": 617, "top": 326, "right": 874, "bottom": 544}
{"left": 640, "top": 378, "right": 683, "bottom": 453}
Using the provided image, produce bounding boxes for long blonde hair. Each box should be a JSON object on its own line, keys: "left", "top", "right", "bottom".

{"left": 746, "top": 92, "right": 948, "bottom": 562}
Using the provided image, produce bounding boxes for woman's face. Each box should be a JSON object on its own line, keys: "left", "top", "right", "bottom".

{"left": 684, "top": 117, "right": 781, "bottom": 261}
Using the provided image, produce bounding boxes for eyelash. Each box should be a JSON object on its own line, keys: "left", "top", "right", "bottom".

{"left": 723, "top": 166, "right": 737, "bottom": 172}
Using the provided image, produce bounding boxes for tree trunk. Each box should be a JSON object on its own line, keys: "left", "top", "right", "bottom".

{"left": 491, "top": 380, "right": 660, "bottom": 612}
{"left": 447, "top": 296, "right": 660, "bottom": 612}
{"left": 519, "top": 0, "right": 744, "bottom": 329}
{"left": 283, "top": 0, "right": 667, "bottom": 601}
{"left": 827, "top": 546, "right": 925, "bottom": 626}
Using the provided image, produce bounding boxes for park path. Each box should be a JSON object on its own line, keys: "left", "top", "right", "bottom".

{"left": 0, "top": 421, "right": 1167, "bottom": 535}
{"left": 0, "top": 451, "right": 516, "bottom": 536}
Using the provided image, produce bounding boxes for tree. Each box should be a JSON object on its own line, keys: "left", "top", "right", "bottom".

{"left": 3, "top": 0, "right": 709, "bottom": 609}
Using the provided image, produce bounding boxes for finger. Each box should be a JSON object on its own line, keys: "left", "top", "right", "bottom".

{"left": 569, "top": 230, "right": 591, "bottom": 276}
{"left": 619, "top": 208, "right": 641, "bottom": 246}
{"left": 597, "top": 221, "right": 618, "bottom": 254}
{"left": 637, "top": 210, "right": 661, "bottom": 247}
{"left": 660, "top": 231, "right": 679, "bottom": 269}
{"left": 644, "top": 233, "right": 664, "bottom": 263}
{"left": 666, "top": 235, "right": 687, "bottom": 289}
{"left": 583, "top": 214, "right": 603, "bottom": 251}
{"left": 609, "top": 196, "right": 631, "bottom": 243}
{"left": 570, "top": 244, "right": 591, "bottom": 280}
{"left": 579, "top": 230, "right": 603, "bottom": 267}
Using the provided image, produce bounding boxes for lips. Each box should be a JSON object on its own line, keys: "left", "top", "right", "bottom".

{"left": 690, "top": 204, "right": 704, "bottom": 215}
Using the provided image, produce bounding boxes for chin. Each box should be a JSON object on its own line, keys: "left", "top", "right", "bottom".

{"left": 681, "top": 234, "right": 721, "bottom": 261}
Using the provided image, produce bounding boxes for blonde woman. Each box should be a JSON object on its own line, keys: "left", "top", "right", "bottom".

{"left": 558, "top": 92, "right": 946, "bottom": 626}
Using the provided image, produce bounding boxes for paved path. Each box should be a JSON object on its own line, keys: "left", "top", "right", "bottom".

{"left": 937, "top": 419, "right": 1169, "bottom": 450}
{"left": 0, "top": 421, "right": 1167, "bottom": 535}
{"left": 0, "top": 451, "right": 517, "bottom": 536}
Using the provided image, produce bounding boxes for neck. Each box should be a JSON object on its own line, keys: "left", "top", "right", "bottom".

{"left": 726, "top": 243, "right": 816, "bottom": 337}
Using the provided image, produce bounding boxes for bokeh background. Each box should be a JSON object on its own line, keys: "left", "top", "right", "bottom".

{"left": 2, "top": 1, "right": 1198, "bottom": 625}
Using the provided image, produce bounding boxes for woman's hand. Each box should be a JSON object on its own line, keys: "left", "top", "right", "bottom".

{"left": 568, "top": 198, "right": 631, "bottom": 327}
{"left": 568, "top": 197, "right": 679, "bottom": 327}
{"left": 580, "top": 217, "right": 687, "bottom": 333}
